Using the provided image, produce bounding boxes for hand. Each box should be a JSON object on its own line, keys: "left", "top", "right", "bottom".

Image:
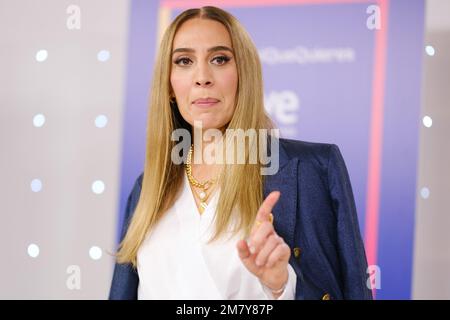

{"left": 236, "top": 191, "right": 291, "bottom": 297}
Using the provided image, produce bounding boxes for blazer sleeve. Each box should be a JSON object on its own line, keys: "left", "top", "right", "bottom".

{"left": 327, "top": 145, "right": 373, "bottom": 300}
{"left": 108, "top": 174, "right": 143, "bottom": 300}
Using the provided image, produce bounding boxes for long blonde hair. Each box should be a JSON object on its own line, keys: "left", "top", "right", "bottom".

{"left": 116, "top": 6, "right": 275, "bottom": 266}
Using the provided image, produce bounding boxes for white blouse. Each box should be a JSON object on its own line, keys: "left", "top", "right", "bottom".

{"left": 136, "top": 171, "right": 297, "bottom": 300}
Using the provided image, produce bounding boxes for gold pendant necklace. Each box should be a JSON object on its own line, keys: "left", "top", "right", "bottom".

{"left": 185, "top": 144, "right": 217, "bottom": 215}
{"left": 191, "top": 187, "right": 210, "bottom": 214}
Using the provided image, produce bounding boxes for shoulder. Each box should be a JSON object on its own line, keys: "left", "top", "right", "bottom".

{"left": 130, "top": 172, "right": 144, "bottom": 194}
{"left": 280, "top": 137, "right": 335, "bottom": 155}
{"left": 279, "top": 137, "right": 340, "bottom": 167}
{"left": 136, "top": 172, "right": 144, "bottom": 188}
{"left": 276, "top": 138, "right": 350, "bottom": 187}
{"left": 123, "top": 172, "right": 144, "bottom": 222}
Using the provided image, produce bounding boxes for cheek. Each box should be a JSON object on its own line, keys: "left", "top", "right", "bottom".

{"left": 220, "top": 70, "right": 238, "bottom": 100}
{"left": 170, "top": 73, "right": 190, "bottom": 99}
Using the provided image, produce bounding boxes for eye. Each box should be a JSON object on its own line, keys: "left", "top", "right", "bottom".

{"left": 174, "top": 57, "right": 192, "bottom": 66}
{"left": 212, "top": 55, "right": 231, "bottom": 65}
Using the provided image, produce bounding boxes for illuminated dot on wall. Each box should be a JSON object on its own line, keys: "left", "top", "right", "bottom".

{"left": 425, "top": 45, "right": 435, "bottom": 56}
{"left": 97, "top": 50, "right": 110, "bottom": 62}
{"left": 423, "top": 116, "right": 433, "bottom": 128}
{"left": 420, "top": 187, "right": 430, "bottom": 199}
{"left": 31, "top": 179, "right": 42, "bottom": 192}
{"left": 95, "top": 115, "right": 108, "bottom": 128}
{"left": 28, "top": 243, "right": 40, "bottom": 258}
{"left": 89, "top": 246, "right": 102, "bottom": 260}
{"left": 33, "top": 114, "right": 46, "bottom": 127}
{"left": 91, "top": 180, "right": 105, "bottom": 194}
{"left": 36, "top": 50, "right": 48, "bottom": 62}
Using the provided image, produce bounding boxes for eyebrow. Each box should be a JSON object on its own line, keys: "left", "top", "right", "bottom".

{"left": 172, "top": 46, "right": 234, "bottom": 56}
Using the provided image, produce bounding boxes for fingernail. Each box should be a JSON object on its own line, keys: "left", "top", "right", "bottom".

{"left": 249, "top": 246, "right": 255, "bottom": 254}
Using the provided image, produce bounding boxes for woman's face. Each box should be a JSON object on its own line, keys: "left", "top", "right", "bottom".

{"left": 170, "top": 18, "right": 238, "bottom": 131}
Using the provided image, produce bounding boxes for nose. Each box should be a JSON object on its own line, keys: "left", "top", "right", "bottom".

{"left": 196, "top": 79, "right": 212, "bottom": 87}
{"left": 195, "top": 62, "right": 213, "bottom": 87}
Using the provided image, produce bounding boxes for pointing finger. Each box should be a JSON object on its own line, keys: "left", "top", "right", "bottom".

{"left": 255, "top": 191, "right": 280, "bottom": 225}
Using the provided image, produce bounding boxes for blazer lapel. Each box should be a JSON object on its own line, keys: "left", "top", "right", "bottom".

{"left": 263, "top": 139, "right": 298, "bottom": 248}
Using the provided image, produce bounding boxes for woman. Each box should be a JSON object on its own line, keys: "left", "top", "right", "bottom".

{"left": 110, "top": 6, "right": 372, "bottom": 300}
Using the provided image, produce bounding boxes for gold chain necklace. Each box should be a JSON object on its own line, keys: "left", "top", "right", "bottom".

{"left": 185, "top": 144, "right": 218, "bottom": 214}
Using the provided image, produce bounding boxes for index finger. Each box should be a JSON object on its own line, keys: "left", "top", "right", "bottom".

{"left": 255, "top": 191, "right": 280, "bottom": 223}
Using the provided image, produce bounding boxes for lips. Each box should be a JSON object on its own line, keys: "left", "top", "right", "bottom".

{"left": 192, "top": 97, "right": 220, "bottom": 105}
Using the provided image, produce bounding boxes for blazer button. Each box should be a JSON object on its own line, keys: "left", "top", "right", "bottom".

{"left": 322, "top": 293, "right": 331, "bottom": 300}
{"left": 293, "top": 247, "right": 301, "bottom": 259}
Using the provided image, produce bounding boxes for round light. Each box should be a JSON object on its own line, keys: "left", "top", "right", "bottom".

{"left": 36, "top": 50, "right": 48, "bottom": 62}
{"left": 31, "top": 179, "right": 42, "bottom": 192}
{"left": 425, "top": 45, "right": 435, "bottom": 56}
{"left": 28, "top": 243, "right": 40, "bottom": 258}
{"left": 423, "top": 116, "right": 433, "bottom": 128}
{"left": 89, "top": 246, "right": 102, "bottom": 260}
{"left": 33, "top": 114, "right": 46, "bottom": 127}
{"left": 420, "top": 187, "right": 430, "bottom": 199}
{"left": 91, "top": 180, "right": 105, "bottom": 194}
{"left": 95, "top": 115, "right": 108, "bottom": 128}
{"left": 97, "top": 50, "right": 110, "bottom": 62}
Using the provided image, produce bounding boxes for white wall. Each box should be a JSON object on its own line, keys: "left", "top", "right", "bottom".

{"left": 0, "top": 0, "right": 130, "bottom": 299}
{"left": 412, "top": 0, "right": 450, "bottom": 300}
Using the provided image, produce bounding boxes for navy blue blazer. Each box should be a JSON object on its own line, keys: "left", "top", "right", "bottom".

{"left": 109, "top": 138, "right": 373, "bottom": 300}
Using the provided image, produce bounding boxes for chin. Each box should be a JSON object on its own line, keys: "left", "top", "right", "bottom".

{"left": 190, "top": 117, "right": 225, "bottom": 131}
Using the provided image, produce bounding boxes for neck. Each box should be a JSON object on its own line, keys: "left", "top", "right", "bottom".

{"left": 191, "top": 126, "right": 226, "bottom": 166}
{"left": 188, "top": 127, "right": 225, "bottom": 183}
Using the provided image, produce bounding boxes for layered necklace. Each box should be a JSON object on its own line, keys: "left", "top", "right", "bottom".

{"left": 185, "top": 144, "right": 219, "bottom": 214}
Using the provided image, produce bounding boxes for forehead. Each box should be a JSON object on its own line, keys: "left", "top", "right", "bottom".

{"left": 173, "top": 18, "right": 232, "bottom": 49}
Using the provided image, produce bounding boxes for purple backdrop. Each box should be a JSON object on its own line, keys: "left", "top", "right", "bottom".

{"left": 119, "top": 0, "right": 424, "bottom": 299}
